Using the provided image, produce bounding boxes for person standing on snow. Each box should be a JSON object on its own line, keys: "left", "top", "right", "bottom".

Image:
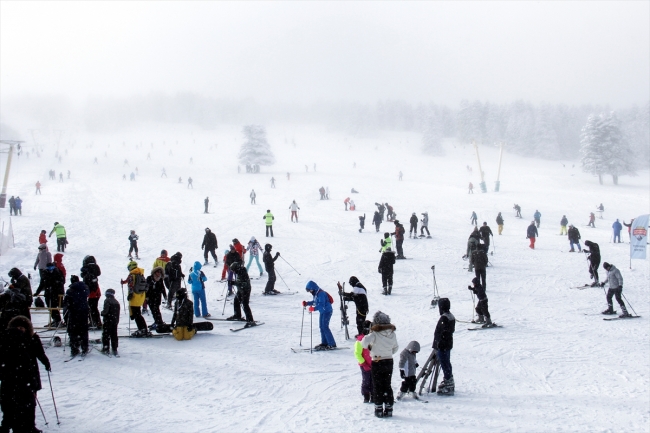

{"left": 344, "top": 197, "right": 350, "bottom": 211}
{"left": 204, "top": 197, "right": 209, "bottom": 214}
{"left": 8, "top": 196, "right": 16, "bottom": 215}
{"left": 35, "top": 181, "right": 42, "bottom": 194}
{"left": 270, "top": 177, "right": 275, "bottom": 188}
{"left": 121, "top": 261, "right": 149, "bottom": 337}
{"left": 583, "top": 240, "right": 601, "bottom": 286}
{"left": 202, "top": 228, "right": 219, "bottom": 266}
{"left": 262, "top": 244, "right": 280, "bottom": 295}
{"left": 100, "top": 289, "right": 120, "bottom": 356}
{"left": 433, "top": 298, "right": 456, "bottom": 396}
{"left": 250, "top": 189, "right": 256, "bottom": 204}
{"left": 470, "top": 211, "right": 478, "bottom": 226}
{"left": 80, "top": 255, "right": 102, "bottom": 329}
{"left": 63, "top": 275, "right": 90, "bottom": 354}
{"left": 392, "top": 221, "right": 406, "bottom": 259}
{"left": 378, "top": 248, "right": 396, "bottom": 295}
{"left": 470, "top": 246, "right": 488, "bottom": 289}
{"left": 496, "top": 212, "right": 504, "bottom": 235}
{"left": 385, "top": 203, "right": 395, "bottom": 221}
{"left": 600, "top": 262, "right": 630, "bottom": 317}
{"left": 361, "top": 311, "right": 398, "bottom": 418}
{"left": 588, "top": 212, "right": 596, "bottom": 228}
{"left": 464, "top": 228, "right": 481, "bottom": 271}
{"left": 612, "top": 219, "right": 623, "bottom": 243}
{"left": 409, "top": 213, "right": 418, "bottom": 238}
{"left": 34, "top": 262, "right": 64, "bottom": 327}
{"left": 128, "top": 230, "right": 139, "bottom": 259}
{"left": 468, "top": 277, "right": 492, "bottom": 326}
{"left": 263, "top": 210, "right": 274, "bottom": 237}
{"left": 479, "top": 222, "right": 493, "bottom": 254}
{"left": 568, "top": 224, "right": 582, "bottom": 252}
{"left": 145, "top": 267, "right": 167, "bottom": 328}
{"left": 33, "top": 243, "right": 52, "bottom": 280}
{"left": 397, "top": 341, "right": 421, "bottom": 401}
{"left": 560, "top": 215, "right": 569, "bottom": 235}
{"left": 289, "top": 200, "right": 300, "bottom": 222}
{"left": 372, "top": 211, "right": 382, "bottom": 233}
{"left": 354, "top": 320, "right": 373, "bottom": 403}
{"left": 227, "top": 261, "right": 255, "bottom": 325}
{"left": 526, "top": 221, "right": 538, "bottom": 249}
{"left": 359, "top": 214, "right": 366, "bottom": 233}
{"left": 513, "top": 204, "right": 522, "bottom": 218}
{"left": 188, "top": 261, "right": 209, "bottom": 318}
{"left": 533, "top": 210, "right": 542, "bottom": 228}
{"left": 339, "top": 277, "right": 369, "bottom": 335}
{"left": 49, "top": 222, "right": 67, "bottom": 252}
{"left": 380, "top": 232, "right": 392, "bottom": 253}
{"left": 302, "top": 280, "right": 336, "bottom": 350}
{"left": 14, "top": 196, "right": 23, "bottom": 215}
{"left": 164, "top": 253, "right": 184, "bottom": 309}
{"left": 187, "top": 177, "right": 193, "bottom": 188}
{"left": 420, "top": 212, "right": 430, "bottom": 238}
{"left": 246, "top": 237, "right": 263, "bottom": 277}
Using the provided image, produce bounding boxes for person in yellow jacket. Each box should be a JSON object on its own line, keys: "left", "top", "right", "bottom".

{"left": 380, "top": 232, "right": 392, "bottom": 253}
{"left": 263, "top": 210, "right": 274, "bottom": 237}
{"left": 171, "top": 288, "right": 196, "bottom": 341}
{"left": 49, "top": 221, "right": 67, "bottom": 252}
{"left": 120, "top": 261, "right": 150, "bottom": 337}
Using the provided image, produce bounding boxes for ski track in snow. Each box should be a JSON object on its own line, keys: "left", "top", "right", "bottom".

{"left": 1, "top": 125, "right": 649, "bottom": 432}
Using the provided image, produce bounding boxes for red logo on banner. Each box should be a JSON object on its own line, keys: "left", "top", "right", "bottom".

{"left": 633, "top": 227, "right": 647, "bottom": 237}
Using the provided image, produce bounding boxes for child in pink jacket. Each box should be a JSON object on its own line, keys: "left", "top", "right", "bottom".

{"left": 354, "top": 320, "right": 373, "bottom": 403}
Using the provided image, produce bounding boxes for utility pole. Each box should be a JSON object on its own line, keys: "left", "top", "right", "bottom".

{"left": 495, "top": 142, "right": 504, "bottom": 192}
{"left": 473, "top": 140, "right": 487, "bottom": 193}
{"left": 0, "top": 141, "right": 21, "bottom": 208}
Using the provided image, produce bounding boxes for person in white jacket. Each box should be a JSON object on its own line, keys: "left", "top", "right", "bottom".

{"left": 289, "top": 200, "right": 300, "bottom": 222}
{"left": 362, "top": 311, "right": 399, "bottom": 418}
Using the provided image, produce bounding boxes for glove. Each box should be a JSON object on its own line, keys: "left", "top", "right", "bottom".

{"left": 468, "top": 285, "right": 473, "bottom": 290}
{"left": 302, "top": 301, "right": 307, "bottom": 307}
{"left": 34, "top": 265, "right": 37, "bottom": 271}
{"left": 309, "top": 306, "right": 315, "bottom": 312}
{"left": 127, "top": 293, "right": 133, "bottom": 301}
{"left": 44, "top": 362, "right": 51, "bottom": 372}
{"left": 600, "top": 282, "right": 605, "bottom": 287}
{"left": 400, "top": 370, "right": 405, "bottom": 379}
{"left": 415, "top": 363, "right": 419, "bottom": 368}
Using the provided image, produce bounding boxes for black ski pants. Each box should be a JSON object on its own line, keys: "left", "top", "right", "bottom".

{"left": 167, "top": 280, "right": 181, "bottom": 307}
{"left": 129, "top": 243, "right": 139, "bottom": 257}
{"left": 148, "top": 295, "right": 165, "bottom": 325}
{"left": 421, "top": 226, "right": 430, "bottom": 236}
{"left": 130, "top": 306, "right": 147, "bottom": 331}
{"left": 381, "top": 272, "right": 393, "bottom": 290}
{"left": 589, "top": 258, "right": 600, "bottom": 283}
{"left": 56, "top": 237, "right": 66, "bottom": 252}
{"left": 474, "top": 268, "right": 486, "bottom": 290}
{"left": 102, "top": 323, "right": 119, "bottom": 351}
{"left": 606, "top": 287, "right": 625, "bottom": 308}
{"left": 372, "top": 359, "right": 394, "bottom": 407}
{"left": 375, "top": 223, "right": 381, "bottom": 232}
{"left": 266, "top": 225, "right": 274, "bottom": 237}
{"left": 400, "top": 375, "right": 417, "bottom": 393}
{"left": 0, "top": 385, "right": 36, "bottom": 433}
{"left": 234, "top": 289, "right": 254, "bottom": 322}
{"left": 396, "top": 239, "right": 404, "bottom": 257}
{"left": 204, "top": 248, "right": 218, "bottom": 263}
{"left": 476, "top": 298, "right": 490, "bottom": 319}
{"left": 45, "top": 290, "right": 62, "bottom": 323}
{"left": 264, "top": 268, "right": 277, "bottom": 293}
{"left": 88, "top": 298, "right": 102, "bottom": 327}
{"left": 68, "top": 322, "right": 89, "bottom": 355}
{"left": 360, "top": 366, "right": 373, "bottom": 397}
{"left": 355, "top": 313, "right": 366, "bottom": 336}
{"left": 409, "top": 224, "right": 417, "bottom": 236}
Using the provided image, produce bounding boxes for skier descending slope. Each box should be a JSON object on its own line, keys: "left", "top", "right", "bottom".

{"left": 600, "top": 262, "right": 630, "bottom": 317}
{"left": 302, "top": 281, "right": 336, "bottom": 350}
{"left": 361, "top": 311, "right": 398, "bottom": 418}
{"left": 433, "top": 298, "right": 455, "bottom": 396}
{"left": 289, "top": 200, "right": 300, "bottom": 222}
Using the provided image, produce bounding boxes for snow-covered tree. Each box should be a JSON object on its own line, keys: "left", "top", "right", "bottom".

{"left": 238, "top": 125, "right": 275, "bottom": 168}
{"left": 601, "top": 112, "right": 636, "bottom": 184}
{"left": 533, "top": 104, "right": 560, "bottom": 159}
{"left": 421, "top": 106, "right": 444, "bottom": 156}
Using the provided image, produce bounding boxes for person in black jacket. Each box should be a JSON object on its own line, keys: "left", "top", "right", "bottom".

{"left": 409, "top": 213, "right": 418, "bottom": 238}
{"left": 128, "top": 230, "right": 139, "bottom": 259}
{"left": 584, "top": 240, "right": 601, "bottom": 286}
{"left": 165, "top": 252, "right": 184, "bottom": 309}
{"left": 0, "top": 285, "right": 28, "bottom": 332}
{"left": 7, "top": 268, "right": 33, "bottom": 320}
{"left": 0, "top": 315, "right": 50, "bottom": 433}
{"left": 468, "top": 277, "right": 492, "bottom": 326}
{"left": 526, "top": 221, "right": 538, "bottom": 249}
{"left": 470, "top": 247, "right": 488, "bottom": 289}
{"left": 568, "top": 224, "right": 582, "bottom": 252}
{"left": 262, "top": 244, "right": 280, "bottom": 295}
{"left": 432, "top": 297, "right": 455, "bottom": 395}
{"left": 339, "top": 277, "right": 369, "bottom": 335}
{"left": 63, "top": 275, "right": 90, "bottom": 356}
{"left": 479, "top": 222, "right": 493, "bottom": 253}
{"left": 146, "top": 267, "right": 167, "bottom": 328}
{"left": 100, "top": 288, "right": 120, "bottom": 356}
{"left": 372, "top": 211, "right": 382, "bottom": 232}
{"left": 496, "top": 212, "right": 504, "bottom": 235}
{"left": 358, "top": 214, "right": 366, "bottom": 233}
{"left": 202, "top": 228, "right": 219, "bottom": 265}
{"left": 34, "top": 262, "right": 64, "bottom": 326}
{"left": 227, "top": 261, "right": 255, "bottom": 324}
{"left": 378, "top": 248, "right": 396, "bottom": 295}
{"left": 81, "top": 255, "right": 102, "bottom": 329}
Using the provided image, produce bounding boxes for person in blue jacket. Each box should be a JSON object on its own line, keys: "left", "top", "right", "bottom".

{"left": 302, "top": 280, "right": 336, "bottom": 350}
{"left": 188, "top": 261, "right": 210, "bottom": 317}
{"left": 612, "top": 219, "right": 623, "bottom": 243}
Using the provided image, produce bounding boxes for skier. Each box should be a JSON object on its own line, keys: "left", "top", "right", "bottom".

{"left": 8, "top": 196, "right": 16, "bottom": 215}
{"left": 597, "top": 203, "right": 604, "bottom": 219}
{"left": 100, "top": 288, "right": 120, "bottom": 356}
{"left": 6, "top": 268, "right": 33, "bottom": 320}
{"left": 130, "top": 172, "right": 136, "bottom": 181}
{"left": 204, "top": 197, "right": 209, "bottom": 213}
{"left": 464, "top": 228, "right": 481, "bottom": 271}
{"left": 496, "top": 212, "right": 504, "bottom": 235}
{"left": 470, "top": 246, "right": 489, "bottom": 289}
{"left": 397, "top": 341, "right": 421, "bottom": 401}
{"left": 250, "top": 189, "right": 256, "bottom": 204}
{"left": 34, "top": 262, "right": 64, "bottom": 327}
{"left": 372, "top": 211, "right": 382, "bottom": 232}
{"left": 358, "top": 213, "right": 366, "bottom": 233}
{"left": 479, "top": 222, "right": 493, "bottom": 253}
{"left": 470, "top": 211, "right": 478, "bottom": 226}
{"left": 49, "top": 221, "right": 67, "bottom": 252}
{"left": 121, "top": 261, "right": 149, "bottom": 337}
{"left": 339, "top": 277, "right": 369, "bottom": 335}
{"left": 583, "top": 240, "right": 601, "bottom": 286}
{"left": 63, "top": 275, "right": 90, "bottom": 355}
{"left": 80, "top": 255, "right": 102, "bottom": 329}
{"left": 128, "top": 230, "right": 139, "bottom": 259}
{"left": 202, "top": 228, "right": 219, "bottom": 265}
{"left": 588, "top": 212, "right": 596, "bottom": 228}
{"left": 14, "top": 196, "right": 22, "bottom": 215}
{"left": 59, "top": 172, "right": 63, "bottom": 182}
{"left": 35, "top": 181, "right": 42, "bottom": 194}
{"left": 270, "top": 177, "right": 275, "bottom": 188}
{"left": 600, "top": 262, "right": 630, "bottom": 317}
{"left": 33, "top": 243, "right": 52, "bottom": 280}
{"left": 188, "top": 261, "right": 209, "bottom": 318}
{"left": 0, "top": 315, "right": 50, "bottom": 433}
{"left": 187, "top": 177, "right": 193, "bottom": 188}
{"left": 398, "top": 171, "right": 403, "bottom": 181}
{"left": 145, "top": 267, "right": 167, "bottom": 328}
{"left": 262, "top": 244, "right": 281, "bottom": 295}
{"left": 533, "top": 210, "right": 541, "bottom": 228}
{"left": 568, "top": 224, "right": 582, "bottom": 252}
{"left": 319, "top": 186, "right": 326, "bottom": 200}
{"left": 344, "top": 197, "right": 350, "bottom": 211}
{"left": 354, "top": 320, "right": 373, "bottom": 403}
{"left": 392, "top": 221, "right": 406, "bottom": 259}
{"left": 526, "top": 221, "right": 538, "bottom": 249}
{"left": 170, "top": 288, "right": 196, "bottom": 341}
{"left": 513, "top": 204, "right": 522, "bottom": 218}
{"left": 560, "top": 215, "right": 569, "bottom": 235}
{"left": 468, "top": 182, "right": 474, "bottom": 194}
{"left": 361, "top": 311, "right": 398, "bottom": 418}
{"left": 468, "top": 277, "right": 492, "bottom": 326}
{"left": 378, "top": 248, "right": 396, "bottom": 295}
{"left": 289, "top": 200, "right": 300, "bottom": 222}
{"left": 432, "top": 298, "right": 455, "bottom": 396}
{"left": 409, "top": 213, "right": 418, "bottom": 238}
{"left": 303, "top": 280, "right": 336, "bottom": 350}
{"left": 612, "top": 219, "right": 623, "bottom": 243}
{"left": 420, "top": 212, "right": 431, "bottom": 238}
{"left": 246, "top": 237, "right": 263, "bottom": 277}
{"left": 263, "top": 210, "right": 274, "bottom": 237}
{"left": 153, "top": 250, "right": 170, "bottom": 274}
{"left": 385, "top": 203, "right": 395, "bottom": 221}
{"left": 375, "top": 203, "right": 386, "bottom": 221}
{"left": 227, "top": 261, "right": 255, "bottom": 325}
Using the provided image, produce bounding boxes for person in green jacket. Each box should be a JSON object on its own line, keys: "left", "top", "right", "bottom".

{"left": 263, "top": 210, "right": 274, "bottom": 237}
{"left": 49, "top": 222, "right": 67, "bottom": 252}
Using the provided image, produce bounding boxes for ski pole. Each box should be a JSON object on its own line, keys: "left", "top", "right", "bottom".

{"left": 120, "top": 283, "right": 127, "bottom": 314}
{"left": 622, "top": 293, "right": 638, "bottom": 316}
{"left": 471, "top": 292, "right": 476, "bottom": 322}
{"left": 222, "top": 287, "right": 229, "bottom": 315}
{"left": 280, "top": 256, "right": 301, "bottom": 275}
{"left": 36, "top": 395, "right": 48, "bottom": 426}
{"left": 220, "top": 280, "right": 227, "bottom": 297}
{"left": 310, "top": 308, "right": 313, "bottom": 354}
{"left": 276, "top": 269, "right": 291, "bottom": 291}
{"left": 47, "top": 371, "right": 61, "bottom": 425}
{"left": 300, "top": 306, "right": 305, "bottom": 346}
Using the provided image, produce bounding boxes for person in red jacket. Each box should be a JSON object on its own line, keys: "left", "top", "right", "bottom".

{"left": 38, "top": 230, "right": 47, "bottom": 245}
{"left": 344, "top": 197, "right": 350, "bottom": 211}
{"left": 53, "top": 253, "right": 66, "bottom": 280}
{"left": 232, "top": 239, "right": 246, "bottom": 260}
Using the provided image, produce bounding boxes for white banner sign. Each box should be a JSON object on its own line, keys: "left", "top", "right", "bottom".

{"left": 630, "top": 214, "right": 649, "bottom": 260}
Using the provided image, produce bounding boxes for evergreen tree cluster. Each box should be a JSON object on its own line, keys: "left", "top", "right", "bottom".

{"left": 238, "top": 125, "right": 276, "bottom": 169}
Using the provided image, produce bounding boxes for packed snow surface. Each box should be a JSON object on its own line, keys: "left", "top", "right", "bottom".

{"left": 1, "top": 125, "right": 649, "bottom": 432}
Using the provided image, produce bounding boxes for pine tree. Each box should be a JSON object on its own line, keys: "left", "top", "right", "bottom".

{"left": 580, "top": 114, "right": 608, "bottom": 184}
{"left": 238, "top": 125, "right": 275, "bottom": 169}
{"left": 421, "top": 107, "right": 444, "bottom": 156}
{"left": 602, "top": 112, "right": 636, "bottom": 185}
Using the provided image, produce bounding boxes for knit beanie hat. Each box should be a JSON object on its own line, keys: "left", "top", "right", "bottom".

{"left": 372, "top": 311, "right": 391, "bottom": 325}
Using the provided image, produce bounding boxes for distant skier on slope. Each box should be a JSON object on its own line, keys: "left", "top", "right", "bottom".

{"left": 599, "top": 262, "right": 630, "bottom": 317}
{"left": 359, "top": 214, "right": 366, "bottom": 233}
{"left": 420, "top": 212, "right": 431, "bottom": 238}
{"left": 526, "top": 221, "right": 538, "bottom": 249}
{"left": 496, "top": 212, "right": 504, "bottom": 235}
{"left": 372, "top": 211, "right": 382, "bottom": 232}
{"left": 409, "top": 213, "right": 418, "bottom": 238}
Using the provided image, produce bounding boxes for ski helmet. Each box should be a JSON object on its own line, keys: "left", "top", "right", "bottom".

{"left": 127, "top": 261, "right": 138, "bottom": 271}
{"left": 265, "top": 243, "right": 272, "bottom": 252}
{"left": 176, "top": 287, "right": 188, "bottom": 299}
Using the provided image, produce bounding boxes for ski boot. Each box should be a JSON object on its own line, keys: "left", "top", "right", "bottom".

{"left": 325, "top": 345, "right": 337, "bottom": 350}
{"left": 260, "top": 271, "right": 263, "bottom": 277}
{"left": 601, "top": 306, "right": 616, "bottom": 315}
{"left": 482, "top": 317, "right": 493, "bottom": 328}
{"left": 112, "top": 349, "right": 120, "bottom": 357}
{"left": 383, "top": 404, "right": 393, "bottom": 417}
{"left": 474, "top": 315, "right": 485, "bottom": 324}
{"left": 203, "top": 313, "right": 212, "bottom": 318}
{"left": 244, "top": 321, "right": 257, "bottom": 328}
{"left": 204, "top": 261, "right": 209, "bottom": 266}
{"left": 363, "top": 393, "right": 371, "bottom": 403}
{"left": 396, "top": 391, "right": 405, "bottom": 401}
{"left": 410, "top": 391, "right": 420, "bottom": 400}
{"left": 382, "top": 287, "right": 388, "bottom": 296}
{"left": 374, "top": 405, "right": 384, "bottom": 418}
{"left": 590, "top": 281, "right": 600, "bottom": 287}
{"left": 619, "top": 307, "right": 631, "bottom": 318}
{"left": 437, "top": 377, "right": 455, "bottom": 396}
{"left": 100, "top": 346, "right": 110, "bottom": 355}
{"left": 226, "top": 315, "right": 244, "bottom": 321}
{"left": 388, "top": 285, "right": 392, "bottom": 295}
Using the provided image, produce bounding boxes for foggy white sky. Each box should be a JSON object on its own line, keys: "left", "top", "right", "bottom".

{"left": 1, "top": 1, "right": 648, "bottom": 107}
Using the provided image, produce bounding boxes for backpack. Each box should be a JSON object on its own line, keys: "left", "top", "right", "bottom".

{"left": 132, "top": 274, "right": 148, "bottom": 294}
{"left": 325, "top": 291, "right": 334, "bottom": 304}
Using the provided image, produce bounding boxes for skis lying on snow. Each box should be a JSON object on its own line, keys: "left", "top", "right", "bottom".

{"left": 570, "top": 285, "right": 591, "bottom": 290}
{"left": 468, "top": 324, "right": 502, "bottom": 331}
{"left": 291, "top": 347, "right": 349, "bottom": 353}
{"left": 230, "top": 322, "right": 264, "bottom": 332}
{"left": 603, "top": 315, "right": 641, "bottom": 321}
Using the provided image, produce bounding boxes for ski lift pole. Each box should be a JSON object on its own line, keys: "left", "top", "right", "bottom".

{"left": 473, "top": 140, "right": 487, "bottom": 193}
